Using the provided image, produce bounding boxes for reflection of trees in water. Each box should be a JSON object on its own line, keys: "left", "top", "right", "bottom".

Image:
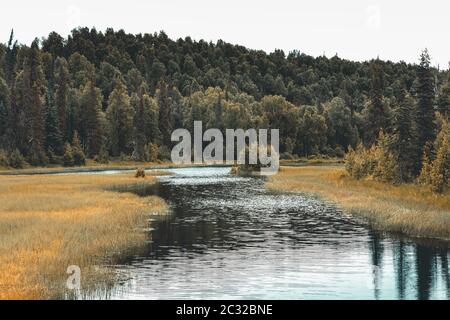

{"left": 368, "top": 231, "right": 384, "bottom": 300}
{"left": 438, "top": 249, "right": 450, "bottom": 299}
{"left": 415, "top": 244, "right": 436, "bottom": 300}
{"left": 393, "top": 240, "right": 412, "bottom": 300}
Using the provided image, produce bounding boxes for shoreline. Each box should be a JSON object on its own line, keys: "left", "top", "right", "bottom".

{"left": 0, "top": 172, "right": 168, "bottom": 299}
{"left": 0, "top": 161, "right": 231, "bottom": 176}
{"left": 266, "top": 166, "right": 450, "bottom": 242}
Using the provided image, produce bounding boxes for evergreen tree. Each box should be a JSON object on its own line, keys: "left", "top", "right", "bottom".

{"left": 106, "top": 77, "right": 133, "bottom": 156}
{"left": 363, "top": 61, "right": 389, "bottom": 146}
{"left": 21, "top": 40, "right": 48, "bottom": 165}
{"left": 157, "top": 80, "right": 172, "bottom": 146}
{"left": 80, "top": 81, "right": 103, "bottom": 157}
{"left": 54, "top": 57, "right": 70, "bottom": 141}
{"left": 0, "top": 76, "right": 10, "bottom": 147}
{"left": 71, "top": 131, "right": 86, "bottom": 165}
{"left": 393, "top": 93, "right": 420, "bottom": 180}
{"left": 4, "top": 30, "right": 18, "bottom": 86}
{"left": 131, "top": 85, "right": 148, "bottom": 161}
{"left": 437, "top": 70, "right": 450, "bottom": 117}
{"left": 44, "top": 88, "right": 63, "bottom": 155}
{"left": 416, "top": 49, "right": 436, "bottom": 151}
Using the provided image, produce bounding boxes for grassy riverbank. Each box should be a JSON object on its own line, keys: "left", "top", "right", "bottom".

{"left": 0, "top": 159, "right": 173, "bottom": 175}
{"left": 267, "top": 166, "right": 450, "bottom": 240}
{"left": 0, "top": 172, "right": 167, "bottom": 299}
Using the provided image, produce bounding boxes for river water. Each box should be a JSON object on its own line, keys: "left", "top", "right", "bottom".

{"left": 97, "top": 167, "right": 449, "bottom": 300}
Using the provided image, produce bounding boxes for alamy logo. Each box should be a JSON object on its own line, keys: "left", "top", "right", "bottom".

{"left": 171, "top": 121, "right": 280, "bottom": 175}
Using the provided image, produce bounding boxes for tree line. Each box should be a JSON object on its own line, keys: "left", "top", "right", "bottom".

{"left": 0, "top": 28, "right": 448, "bottom": 190}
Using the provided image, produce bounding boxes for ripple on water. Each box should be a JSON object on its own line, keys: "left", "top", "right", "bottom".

{"left": 86, "top": 167, "right": 449, "bottom": 300}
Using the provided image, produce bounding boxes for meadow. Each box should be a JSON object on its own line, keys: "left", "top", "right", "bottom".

{"left": 267, "top": 166, "right": 450, "bottom": 240}
{"left": 0, "top": 172, "right": 167, "bottom": 299}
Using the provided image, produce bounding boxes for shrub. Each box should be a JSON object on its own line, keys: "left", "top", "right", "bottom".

{"left": 119, "top": 152, "right": 130, "bottom": 162}
{"left": 8, "top": 149, "right": 26, "bottom": 169}
{"left": 135, "top": 167, "right": 145, "bottom": 178}
{"left": 345, "top": 131, "right": 399, "bottom": 183}
{"left": 94, "top": 145, "right": 109, "bottom": 164}
{"left": 47, "top": 148, "right": 63, "bottom": 165}
{"left": 72, "top": 147, "right": 86, "bottom": 166}
{"left": 63, "top": 143, "right": 74, "bottom": 167}
{"left": 71, "top": 132, "right": 86, "bottom": 166}
{"left": 0, "top": 149, "right": 9, "bottom": 167}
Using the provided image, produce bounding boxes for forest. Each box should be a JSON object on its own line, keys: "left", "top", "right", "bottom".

{"left": 0, "top": 28, "right": 448, "bottom": 191}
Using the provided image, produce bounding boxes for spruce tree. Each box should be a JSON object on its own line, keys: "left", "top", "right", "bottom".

{"left": 131, "top": 85, "right": 148, "bottom": 161}
{"left": 54, "top": 57, "right": 70, "bottom": 141}
{"left": 22, "top": 40, "right": 48, "bottom": 165}
{"left": 44, "top": 88, "right": 63, "bottom": 156}
{"left": 80, "top": 81, "right": 103, "bottom": 157}
{"left": 4, "top": 30, "right": 18, "bottom": 86}
{"left": 157, "top": 80, "right": 172, "bottom": 146}
{"left": 393, "top": 93, "right": 420, "bottom": 180}
{"left": 106, "top": 77, "right": 133, "bottom": 156}
{"left": 363, "top": 61, "right": 389, "bottom": 146}
{"left": 0, "top": 77, "right": 10, "bottom": 147}
{"left": 437, "top": 70, "right": 450, "bottom": 117}
{"left": 416, "top": 49, "right": 435, "bottom": 151}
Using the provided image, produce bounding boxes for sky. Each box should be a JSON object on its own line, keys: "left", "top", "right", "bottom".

{"left": 1, "top": 0, "right": 449, "bottom": 68}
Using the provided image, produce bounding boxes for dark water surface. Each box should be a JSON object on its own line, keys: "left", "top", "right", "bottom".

{"left": 97, "top": 167, "right": 449, "bottom": 299}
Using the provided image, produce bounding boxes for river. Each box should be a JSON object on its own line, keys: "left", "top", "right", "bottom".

{"left": 92, "top": 167, "right": 449, "bottom": 300}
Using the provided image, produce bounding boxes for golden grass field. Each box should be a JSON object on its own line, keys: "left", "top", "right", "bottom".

{"left": 267, "top": 166, "right": 450, "bottom": 240}
{"left": 0, "top": 172, "right": 167, "bottom": 299}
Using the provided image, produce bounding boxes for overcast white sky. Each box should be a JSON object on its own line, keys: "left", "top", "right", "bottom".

{"left": 1, "top": 0, "right": 449, "bottom": 68}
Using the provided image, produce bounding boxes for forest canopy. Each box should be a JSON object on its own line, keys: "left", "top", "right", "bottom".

{"left": 0, "top": 28, "right": 448, "bottom": 186}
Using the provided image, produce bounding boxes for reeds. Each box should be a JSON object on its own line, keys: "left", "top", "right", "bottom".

{"left": 0, "top": 173, "right": 167, "bottom": 299}
{"left": 267, "top": 166, "right": 450, "bottom": 240}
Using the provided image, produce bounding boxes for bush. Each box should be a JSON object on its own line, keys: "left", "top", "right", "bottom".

{"left": 135, "top": 167, "right": 145, "bottom": 178}
{"left": 9, "top": 149, "right": 26, "bottom": 169}
{"left": 71, "top": 132, "right": 86, "bottom": 166}
{"left": 119, "top": 152, "right": 130, "bottom": 162}
{"left": 72, "top": 146, "right": 86, "bottom": 166}
{"left": 345, "top": 131, "right": 399, "bottom": 183}
{"left": 47, "top": 148, "right": 63, "bottom": 165}
{"left": 0, "top": 149, "right": 9, "bottom": 167}
{"left": 63, "top": 143, "right": 74, "bottom": 167}
{"left": 146, "top": 143, "right": 158, "bottom": 162}
{"left": 94, "top": 145, "right": 109, "bottom": 164}
{"left": 420, "top": 117, "right": 450, "bottom": 193}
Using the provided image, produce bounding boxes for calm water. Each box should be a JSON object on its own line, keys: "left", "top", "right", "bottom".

{"left": 97, "top": 167, "right": 449, "bottom": 300}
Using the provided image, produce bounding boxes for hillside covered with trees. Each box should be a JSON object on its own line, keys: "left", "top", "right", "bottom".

{"left": 0, "top": 28, "right": 448, "bottom": 190}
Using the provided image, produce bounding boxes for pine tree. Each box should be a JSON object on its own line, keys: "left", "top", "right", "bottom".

{"left": 437, "top": 70, "right": 450, "bottom": 117}
{"left": 363, "top": 61, "right": 389, "bottom": 146}
{"left": 131, "top": 86, "right": 148, "bottom": 161}
{"left": 54, "top": 57, "right": 70, "bottom": 141}
{"left": 0, "top": 76, "right": 10, "bottom": 148}
{"left": 71, "top": 131, "right": 86, "bottom": 165}
{"left": 106, "top": 77, "right": 133, "bottom": 156}
{"left": 63, "top": 143, "right": 74, "bottom": 166}
{"left": 80, "top": 81, "right": 103, "bottom": 157}
{"left": 21, "top": 40, "right": 48, "bottom": 165}
{"left": 416, "top": 49, "right": 436, "bottom": 151}
{"left": 157, "top": 80, "right": 172, "bottom": 146}
{"left": 393, "top": 93, "right": 420, "bottom": 180}
{"left": 4, "top": 30, "right": 18, "bottom": 86}
{"left": 44, "top": 88, "right": 63, "bottom": 156}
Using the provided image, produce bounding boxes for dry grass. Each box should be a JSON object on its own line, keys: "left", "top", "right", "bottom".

{"left": 267, "top": 166, "right": 450, "bottom": 240}
{"left": 0, "top": 173, "right": 167, "bottom": 299}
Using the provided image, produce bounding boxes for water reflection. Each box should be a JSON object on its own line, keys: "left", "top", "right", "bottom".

{"left": 91, "top": 167, "right": 449, "bottom": 300}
